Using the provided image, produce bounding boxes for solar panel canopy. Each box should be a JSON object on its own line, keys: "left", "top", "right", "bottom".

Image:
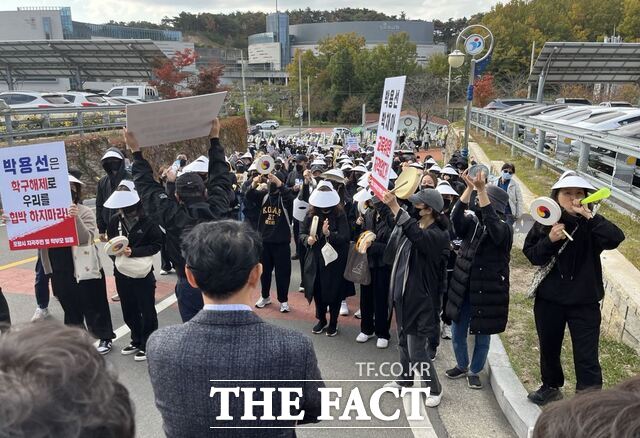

{"left": 0, "top": 39, "right": 168, "bottom": 83}
{"left": 528, "top": 42, "right": 640, "bottom": 84}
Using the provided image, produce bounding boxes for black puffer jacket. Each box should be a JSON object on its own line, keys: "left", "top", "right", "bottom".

{"left": 96, "top": 147, "right": 131, "bottom": 234}
{"left": 445, "top": 200, "right": 513, "bottom": 335}
{"left": 523, "top": 212, "right": 624, "bottom": 306}
{"left": 131, "top": 138, "right": 233, "bottom": 276}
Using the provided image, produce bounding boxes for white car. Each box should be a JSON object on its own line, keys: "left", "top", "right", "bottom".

{"left": 103, "top": 96, "right": 144, "bottom": 106}
{"left": 257, "top": 120, "right": 279, "bottom": 130}
{"left": 107, "top": 85, "right": 159, "bottom": 102}
{"left": 62, "top": 92, "right": 110, "bottom": 107}
{"left": 572, "top": 109, "right": 640, "bottom": 131}
{"left": 0, "top": 91, "right": 72, "bottom": 109}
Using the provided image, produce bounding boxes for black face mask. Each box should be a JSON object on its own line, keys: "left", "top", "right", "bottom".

{"left": 236, "top": 164, "right": 246, "bottom": 173}
{"left": 275, "top": 164, "right": 282, "bottom": 171}
{"left": 296, "top": 164, "right": 304, "bottom": 172}
{"left": 104, "top": 160, "right": 121, "bottom": 173}
{"left": 71, "top": 190, "right": 80, "bottom": 204}
{"left": 442, "top": 199, "right": 452, "bottom": 212}
{"left": 179, "top": 159, "right": 187, "bottom": 167}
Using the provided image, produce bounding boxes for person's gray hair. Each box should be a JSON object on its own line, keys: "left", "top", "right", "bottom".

{"left": 0, "top": 321, "right": 135, "bottom": 438}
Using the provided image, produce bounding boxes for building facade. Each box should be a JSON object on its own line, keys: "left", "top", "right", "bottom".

{"left": 288, "top": 21, "right": 444, "bottom": 65}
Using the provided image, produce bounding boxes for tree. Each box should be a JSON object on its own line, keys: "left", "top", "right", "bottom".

{"left": 404, "top": 73, "right": 447, "bottom": 136}
{"left": 150, "top": 48, "right": 198, "bottom": 99}
{"left": 473, "top": 74, "right": 496, "bottom": 107}
{"left": 426, "top": 53, "right": 450, "bottom": 79}
{"left": 495, "top": 71, "right": 530, "bottom": 98}
{"left": 620, "top": 0, "right": 640, "bottom": 41}
{"left": 188, "top": 62, "right": 225, "bottom": 95}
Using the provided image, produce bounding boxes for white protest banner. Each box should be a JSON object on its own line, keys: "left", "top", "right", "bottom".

{"left": 126, "top": 91, "right": 227, "bottom": 148}
{"left": 370, "top": 76, "right": 406, "bottom": 200}
{"left": 0, "top": 142, "right": 78, "bottom": 250}
{"left": 346, "top": 136, "right": 359, "bottom": 152}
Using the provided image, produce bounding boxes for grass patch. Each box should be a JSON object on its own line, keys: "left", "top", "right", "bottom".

{"left": 501, "top": 247, "right": 640, "bottom": 394}
{"left": 470, "top": 132, "right": 640, "bottom": 270}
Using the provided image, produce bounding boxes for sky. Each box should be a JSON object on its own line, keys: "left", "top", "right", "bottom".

{"left": 3, "top": 0, "right": 503, "bottom": 24}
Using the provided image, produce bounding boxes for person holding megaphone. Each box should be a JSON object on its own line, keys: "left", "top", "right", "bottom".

{"left": 523, "top": 171, "right": 625, "bottom": 406}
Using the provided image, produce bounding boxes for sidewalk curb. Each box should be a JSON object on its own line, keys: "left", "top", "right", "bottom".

{"left": 487, "top": 334, "right": 541, "bottom": 438}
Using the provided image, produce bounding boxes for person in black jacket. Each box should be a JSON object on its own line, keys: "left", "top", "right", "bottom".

{"left": 96, "top": 148, "right": 131, "bottom": 242}
{"left": 247, "top": 172, "right": 296, "bottom": 312}
{"left": 445, "top": 169, "right": 513, "bottom": 390}
{"left": 124, "top": 118, "right": 233, "bottom": 322}
{"left": 354, "top": 196, "right": 394, "bottom": 348}
{"left": 300, "top": 182, "right": 350, "bottom": 337}
{"left": 105, "top": 182, "right": 163, "bottom": 361}
{"left": 523, "top": 171, "right": 624, "bottom": 405}
{"left": 381, "top": 188, "right": 450, "bottom": 408}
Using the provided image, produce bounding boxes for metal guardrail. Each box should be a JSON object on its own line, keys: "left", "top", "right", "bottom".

{"left": 470, "top": 107, "right": 640, "bottom": 212}
{"left": 0, "top": 106, "right": 127, "bottom": 145}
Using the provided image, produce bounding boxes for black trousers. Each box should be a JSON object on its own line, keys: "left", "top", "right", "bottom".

{"left": 313, "top": 277, "right": 341, "bottom": 328}
{"left": 51, "top": 270, "right": 115, "bottom": 341}
{"left": 260, "top": 242, "right": 291, "bottom": 303}
{"left": 0, "top": 287, "right": 10, "bottom": 329}
{"left": 397, "top": 326, "right": 442, "bottom": 395}
{"left": 359, "top": 266, "right": 391, "bottom": 339}
{"left": 294, "top": 221, "right": 306, "bottom": 287}
{"left": 160, "top": 243, "right": 173, "bottom": 271}
{"left": 534, "top": 298, "right": 602, "bottom": 391}
{"left": 441, "top": 270, "right": 453, "bottom": 325}
{"left": 115, "top": 269, "right": 158, "bottom": 351}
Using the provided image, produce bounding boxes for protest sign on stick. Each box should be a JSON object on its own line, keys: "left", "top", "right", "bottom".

{"left": 0, "top": 141, "right": 77, "bottom": 250}
{"left": 126, "top": 92, "right": 227, "bottom": 148}
{"left": 369, "top": 76, "right": 406, "bottom": 200}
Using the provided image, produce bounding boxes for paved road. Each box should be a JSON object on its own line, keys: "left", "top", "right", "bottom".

{"left": 0, "top": 223, "right": 515, "bottom": 438}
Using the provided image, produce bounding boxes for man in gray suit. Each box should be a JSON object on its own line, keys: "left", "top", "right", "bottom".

{"left": 147, "top": 220, "right": 324, "bottom": 437}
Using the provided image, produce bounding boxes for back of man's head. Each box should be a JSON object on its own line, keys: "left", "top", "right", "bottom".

{"left": 182, "top": 220, "right": 262, "bottom": 300}
{"left": 0, "top": 321, "right": 135, "bottom": 438}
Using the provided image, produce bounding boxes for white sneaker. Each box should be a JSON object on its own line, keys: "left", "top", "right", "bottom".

{"left": 159, "top": 269, "right": 169, "bottom": 275}
{"left": 356, "top": 332, "right": 374, "bottom": 343}
{"left": 441, "top": 324, "right": 452, "bottom": 340}
{"left": 255, "top": 297, "right": 272, "bottom": 308}
{"left": 340, "top": 300, "right": 349, "bottom": 316}
{"left": 31, "top": 307, "right": 50, "bottom": 322}
{"left": 424, "top": 389, "right": 443, "bottom": 408}
{"left": 354, "top": 309, "right": 362, "bottom": 319}
{"left": 280, "top": 302, "right": 290, "bottom": 313}
{"left": 376, "top": 338, "right": 389, "bottom": 349}
{"left": 110, "top": 293, "right": 120, "bottom": 302}
{"left": 298, "top": 286, "right": 305, "bottom": 292}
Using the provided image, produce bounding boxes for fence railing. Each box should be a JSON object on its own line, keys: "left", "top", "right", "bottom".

{"left": 470, "top": 107, "right": 640, "bottom": 212}
{"left": 0, "top": 106, "right": 127, "bottom": 146}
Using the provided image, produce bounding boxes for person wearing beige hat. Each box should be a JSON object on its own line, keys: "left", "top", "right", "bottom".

{"left": 524, "top": 171, "right": 625, "bottom": 405}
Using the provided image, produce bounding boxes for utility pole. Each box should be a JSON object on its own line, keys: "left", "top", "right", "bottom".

{"left": 298, "top": 52, "right": 303, "bottom": 136}
{"left": 307, "top": 76, "right": 311, "bottom": 127}
{"left": 527, "top": 41, "right": 535, "bottom": 99}
{"left": 241, "top": 50, "right": 250, "bottom": 127}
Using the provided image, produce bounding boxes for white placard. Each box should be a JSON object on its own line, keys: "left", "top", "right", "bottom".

{"left": 346, "top": 136, "right": 359, "bottom": 151}
{"left": 370, "top": 76, "right": 406, "bottom": 200}
{"left": 126, "top": 92, "right": 227, "bottom": 147}
{"left": 0, "top": 142, "right": 77, "bottom": 250}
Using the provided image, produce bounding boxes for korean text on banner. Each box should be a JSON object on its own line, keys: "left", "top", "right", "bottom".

{"left": 370, "top": 76, "right": 406, "bottom": 200}
{"left": 0, "top": 142, "right": 78, "bottom": 250}
{"left": 126, "top": 91, "right": 227, "bottom": 148}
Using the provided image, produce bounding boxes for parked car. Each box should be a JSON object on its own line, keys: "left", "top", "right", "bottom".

{"left": 611, "top": 120, "right": 640, "bottom": 139}
{"left": 62, "top": 91, "right": 110, "bottom": 107}
{"left": 484, "top": 98, "right": 536, "bottom": 110}
{"left": 554, "top": 97, "right": 592, "bottom": 105}
{"left": 0, "top": 91, "right": 72, "bottom": 109}
{"left": 599, "top": 101, "right": 634, "bottom": 108}
{"left": 107, "top": 85, "right": 159, "bottom": 102}
{"left": 256, "top": 120, "right": 279, "bottom": 130}
{"left": 572, "top": 109, "right": 640, "bottom": 131}
{"left": 103, "top": 96, "right": 144, "bottom": 106}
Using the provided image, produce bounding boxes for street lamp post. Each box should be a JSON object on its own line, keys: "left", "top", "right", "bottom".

{"left": 451, "top": 26, "right": 494, "bottom": 157}
{"left": 446, "top": 49, "right": 465, "bottom": 119}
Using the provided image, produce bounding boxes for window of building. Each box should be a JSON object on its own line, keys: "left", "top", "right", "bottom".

{"left": 43, "top": 17, "right": 52, "bottom": 40}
